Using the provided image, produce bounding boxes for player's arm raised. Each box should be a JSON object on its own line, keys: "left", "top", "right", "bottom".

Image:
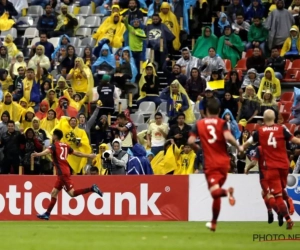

{"left": 223, "top": 130, "right": 243, "bottom": 152}
{"left": 32, "top": 148, "right": 51, "bottom": 157}
{"left": 72, "top": 151, "right": 96, "bottom": 159}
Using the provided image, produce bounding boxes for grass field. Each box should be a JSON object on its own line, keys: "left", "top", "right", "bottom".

{"left": 1, "top": 221, "right": 299, "bottom": 250}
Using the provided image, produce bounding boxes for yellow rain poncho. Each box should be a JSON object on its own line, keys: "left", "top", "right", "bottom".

{"left": 159, "top": 2, "right": 181, "bottom": 50}
{"left": 137, "top": 130, "right": 148, "bottom": 148}
{"left": 257, "top": 67, "right": 281, "bottom": 99}
{"left": 20, "top": 107, "right": 35, "bottom": 130}
{"left": 174, "top": 150, "right": 196, "bottom": 175}
{"left": 92, "top": 143, "right": 110, "bottom": 175}
{"left": 55, "top": 5, "right": 79, "bottom": 33}
{"left": 151, "top": 143, "right": 182, "bottom": 175}
{"left": 40, "top": 109, "right": 59, "bottom": 134}
{"left": 53, "top": 116, "right": 92, "bottom": 173}
{"left": 137, "top": 63, "right": 157, "bottom": 101}
{"left": 9, "top": 52, "right": 27, "bottom": 76}
{"left": 3, "top": 34, "right": 19, "bottom": 58}
{"left": 0, "top": 70, "right": 13, "bottom": 96}
{"left": 43, "top": 89, "right": 59, "bottom": 110}
{"left": 63, "top": 88, "right": 87, "bottom": 111}
{"left": 0, "top": 92, "right": 24, "bottom": 122}
{"left": 19, "top": 97, "right": 29, "bottom": 109}
{"left": 0, "top": 12, "right": 15, "bottom": 31}
{"left": 28, "top": 45, "right": 51, "bottom": 72}
{"left": 92, "top": 11, "right": 126, "bottom": 48}
{"left": 70, "top": 57, "right": 94, "bottom": 99}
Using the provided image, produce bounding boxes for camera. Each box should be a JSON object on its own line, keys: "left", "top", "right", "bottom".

{"left": 102, "top": 150, "right": 112, "bottom": 159}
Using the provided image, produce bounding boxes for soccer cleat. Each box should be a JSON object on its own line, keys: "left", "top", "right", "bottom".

{"left": 287, "top": 198, "right": 295, "bottom": 215}
{"left": 37, "top": 213, "right": 50, "bottom": 220}
{"left": 286, "top": 220, "right": 294, "bottom": 230}
{"left": 92, "top": 184, "right": 103, "bottom": 197}
{"left": 227, "top": 187, "right": 235, "bottom": 206}
{"left": 278, "top": 213, "right": 284, "bottom": 227}
{"left": 205, "top": 222, "right": 216, "bottom": 232}
{"left": 268, "top": 211, "right": 274, "bottom": 224}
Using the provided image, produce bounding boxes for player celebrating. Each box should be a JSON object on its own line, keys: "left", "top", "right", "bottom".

{"left": 31, "top": 129, "right": 103, "bottom": 220}
{"left": 243, "top": 110, "right": 300, "bottom": 230}
{"left": 188, "top": 99, "right": 243, "bottom": 232}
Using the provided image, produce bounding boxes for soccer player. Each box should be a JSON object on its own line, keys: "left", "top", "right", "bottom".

{"left": 31, "top": 129, "right": 103, "bottom": 220}
{"left": 188, "top": 98, "right": 243, "bottom": 232}
{"left": 243, "top": 109, "right": 300, "bottom": 230}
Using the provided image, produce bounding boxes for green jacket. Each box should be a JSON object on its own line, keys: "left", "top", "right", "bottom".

{"left": 247, "top": 23, "right": 268, "bottom": 43}
{"left": 124, "top": 18, "right": 147, "bottom": 52}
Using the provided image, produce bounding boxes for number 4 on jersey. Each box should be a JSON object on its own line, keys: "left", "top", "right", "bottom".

{"left": 267, "top": 132, "right": 277, "bottom": 148}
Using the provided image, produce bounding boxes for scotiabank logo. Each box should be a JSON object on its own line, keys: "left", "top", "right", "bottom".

{"left": 0, "top": 181, "right": 162, "bottom": 216}
{"left": 0, "top": 176, "right": 189, "bottom": 220}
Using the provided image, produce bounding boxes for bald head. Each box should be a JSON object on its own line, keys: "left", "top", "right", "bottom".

{"left": 263, "top": 109, "right": 275, "bottom": 123}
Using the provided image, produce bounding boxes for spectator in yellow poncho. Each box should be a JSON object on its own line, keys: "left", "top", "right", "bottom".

{"left": 20, "top": 107, "right": 35, "bottom": 130}
{"left": 66, "top": 57, "right": 94, "bottom": 100}
{"left": 92, "top": 12, "right": 126, "bottom": 48}
{"left": 174, "top": 144, "right": 197, "bottom": 175}
{"left": 92, "top": 143, "right": 110, "bottom": 175}
{"left": 40, "top": 109, "right": 59, "bottom": 134}
{"left": 63, "top": 88, "right": 88, "bottom": 111}
{"left": 3, "top": 34, "right": 18, "bottom": 58}
{"left": 0, "top": 92, "right": 24, "bottom": 122}
{"left": 0, "top": 12, "right": 15, "bottom": 31}
{"left": 0, "top": 69, "right": 12, "bottom": 96}
{"left": 159, "top": 2, "right": 181, "bottom": 50}
{"left": 52, "top": 116, "right": 92, "bottom": 173}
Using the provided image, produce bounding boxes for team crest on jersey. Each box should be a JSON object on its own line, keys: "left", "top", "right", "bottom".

{"left": 65, "top": 131, "right": 77, "bottom": 144}
{"left": 149, "top": 29, "right": 162, "bottom": 40}
{"left": 164, "top": 21, "right": 173, "bottom": 29}
{"left": 287, "top": 175, "right": 300, "bottom": 216}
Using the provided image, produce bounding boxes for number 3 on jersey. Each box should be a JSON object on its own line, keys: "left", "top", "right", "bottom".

{"left": 267, "top": 132, "right": 277, "bottom": 148}
{"left": 207, "top": 125, "right": 217, "bottom": 144}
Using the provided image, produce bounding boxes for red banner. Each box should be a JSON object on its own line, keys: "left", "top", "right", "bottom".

{"left": 0, "top": 176, "right": 188, "bottom": 221}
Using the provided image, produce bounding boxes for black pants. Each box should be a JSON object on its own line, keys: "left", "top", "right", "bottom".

{"left": 237, "top": 160, "right": 245, "bottom": 174}
{"left": 1, "top": 156, "right": 20, "bottom": 174}
{"left": 131, "top": 51, "right": 142, "bottom": 75}
{"left": 48, "top": 30, "right": 74, "bottom": 38}
{"left": 112, "top": 74, "right": 132, "bottom": 90}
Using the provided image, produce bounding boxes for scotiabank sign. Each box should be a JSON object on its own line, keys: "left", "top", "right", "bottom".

{"left": 0, "top": 176, "right": 189, "bottom": 221}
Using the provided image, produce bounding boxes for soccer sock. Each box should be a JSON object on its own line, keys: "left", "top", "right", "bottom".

{"left": 212, "top": 198, "right": 221, "bottom": 224}
{"left": 46, "top": 197, "right": 57, "bottom": 214}
{"left": 268, "top": 197, "right": 278, "bottom": 213}
{"left": 275, "top": 196, "right": 290, "bottom": 221}
{"left": 211, "top": 189, "right": 227, "bottom": 199}
{"left": 282, "top": 190, "right": 290, "bottom": 208}
{"left": 263, "top": 196, "right": 272, "bottom": 211}
{"left": 73, "top": 188, "right": 92, "bottom": 197}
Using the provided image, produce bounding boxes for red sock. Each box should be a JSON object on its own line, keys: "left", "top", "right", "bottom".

{"left": 211, "top": 189, "right": 227, "bottom": 199}
{"left": 263, "top": 196, "right": 272, "bottom": 211}
{"left": 268, "top": 197, "right": 278, "bottom": 213}
{"left": 275, "top": 196, "right": 290, "bottom": 220}
{"left": 46, "top": 197, "right": 57, "bottom": 214}
{"left": 212, "top": 198, "right": 221, "bottom": 224}
{"left": 73, "top": 188, "right": 92, "bottom": 197}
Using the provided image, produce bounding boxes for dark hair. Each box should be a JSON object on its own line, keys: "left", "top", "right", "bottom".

{"left": 90, "top": 166, "right": 99, "bottom": 172}
{"left": 294, "top": 131, "right": 300, "bottom": 136}
{"left": 117, "top": 113, "right": 126, "bottom": 120}
{"left": 173, "top": 64, "right": 181, "bottom": 69}
{"left": 236, "top": 12, "right": 244, "bottom": 17}
{"left": 53, "top": 129, "right": 63, "bottom": 140}
{"left": 182, "top": 48, "right": 189, "bottom": 52}
{"left": 177, "top": 113, "right": 185, "bottom": 119}
{"left": 152, "top": 14, "right": 160, "bottom": 18}
{"left": 253, "top": 15, "right": 261, "bottom": 20}
{"left": 271, "top": 47, "right": 278, "bottom": 51}
{"left": 45, "top": 4, "right": 52, "bottom": 9}
{"left": 7, "top": 120, "right": 15, "bottom": 126}
{"left": 26, "top": 68, "right": 35, "bottom": 72}
{"left": 17, "top": 66, "right": 25, "bottom": 71}
{"left": 208, "top": 47, "right": 216, "bottom": 52}
{"left": 155, "top": 112, "right": 162, "bottom": 118}
{"left": 206, "top": 99, "right": 220, "bottom": 115}
{"left": 40, "top": 32, "right": 48, "bottom": 37}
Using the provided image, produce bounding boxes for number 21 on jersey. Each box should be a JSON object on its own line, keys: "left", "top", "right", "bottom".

{"left": 207, "top": 125, "right": 217, "bottom": 144}
{"left": 267, "top": 132, "right": 277, "bottom": 148}
{"left": 60, "top": 146, "right": 68, "bottom": 160}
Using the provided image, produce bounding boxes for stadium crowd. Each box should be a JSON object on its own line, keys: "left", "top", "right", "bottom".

{"left": 0, "top": 0, "right": 300, "bottom": 175}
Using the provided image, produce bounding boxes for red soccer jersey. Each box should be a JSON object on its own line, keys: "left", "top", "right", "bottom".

{"left": 48, "top": 141, "right": 74, "bottom": 175}
{"left": 252, "top": 125, "right": 293, "bottom": 169}
{"left": 191, "top": 118, "right": 230, "bottom": 169}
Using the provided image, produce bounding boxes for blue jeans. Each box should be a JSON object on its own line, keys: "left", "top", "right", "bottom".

{"left": 258, "top": 72, "right": 282, "bottom": 80}
{"left": 136, "top": 96, "right": 161, "bottom": 108}
{"left": 246, "top": 42, "right": 266, "bottom": 55}
{"left": 151, "top": 146, "right": 164, "bottom": 156}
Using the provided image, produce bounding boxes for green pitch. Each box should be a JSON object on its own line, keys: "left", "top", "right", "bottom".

{"left": 1, "top": 221, "right": 298, "bottom": 250}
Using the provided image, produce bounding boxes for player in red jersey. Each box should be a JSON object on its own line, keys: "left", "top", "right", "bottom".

{"left": 31, "top": 129, "right": 103, "bottom": 220}
{"left": 243, "top": 109, "right": 300, "bottom": 230}
{"left": 188, "top": 99, "right": 243, "bottom": 232}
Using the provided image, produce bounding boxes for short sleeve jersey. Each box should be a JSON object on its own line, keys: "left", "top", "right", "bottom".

{"left": 49, "top": 141, "right": 74, "bottom": 175}
{"left": 252, "top": 125, "right": 293, "bottom": 169}
{"left": 191, "top": 118, "right": 230, "bottom": 169}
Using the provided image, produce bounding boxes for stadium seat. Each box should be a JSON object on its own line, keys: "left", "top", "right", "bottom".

{"left": 157, "top": 102, "right": 167, "bottom": 113}
{"left": 76, "top": 16, "right": 86, "bottom": 27}
{"left": 24, "top": 28, "right": 39, "bottom": 39}
{"left": 224, "top": 59, "right": 232, "bottom": 72}
{"left": 282, "top": 69, "right": 300, "bottom": 82}
{"left": 75, "top": 28, "right": 92, "bottom": 37}
{"left": 281, "top": 113, "right": 293, "bottom": 123}
{"left": 245, "top": 49, "right": 253, "bottom": 58}
{"left": 285, "top": 59, "right": 291, "bottom": 71}
{"left": 22, "top": 48, "right": 31, "bottom": 60}
{"left": 80, "top": 37, "right": 96, "bottom": 48}
{"left": 94, "top": 6, "right": 104, "bottom": 16}
{"left": 69, "top": 37, "right": 81, "bottom": 47}
{"left": 28, "top": 37, "right": 40, "bottom": 47}
{"left": 75, "top": 47, "right": 84, "bottom": 57}
{"left": 290, "top": 59, "right": 300, "bottom": 70}
{"left": 280, "top": 92, "right": 294, "bottom": 104}
{"left": 130, "top": 113, "right": 144, "bottom": 126}
{"left": 137, "top": 123, "right": 148, "bottom": 133}
{"left": 77, "top": 6, "right": 93, "bottom": 16}
{"left": 234, "top": 58, "right": 247, "bottom": 72}
{"left": 137, "top": 102, "right": 156, "bottom": 115}
{"left": 0, "top": 28, "right": 17, "bottom": 40}
{"left": 102, "top": 16, "right": 108, "bottom": 23}
{"left": 16, "top": 16, "right": 34, "bottom": 30}
{"left": 283, "top": 123, "right": 296, "bottom": 134}
{"left": 27, "top": 6, "right": 44, "bottom": 17}
{"left": 282, "top": 101, "right": 293, "bottom": 113}
{"left": 14, "top": 37, "right": 29, "bottom": 49}
{"left": 48, "top": 37, "right": 60, "bottom": 47}
{"left": 245, "top": 123, "right": 259, "bottom": 132}
{"left": 68, "top": 4, "right": 77, "bottom": 14}
{"left": 81, "top": 16, "right": 101, "bottom": 28}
